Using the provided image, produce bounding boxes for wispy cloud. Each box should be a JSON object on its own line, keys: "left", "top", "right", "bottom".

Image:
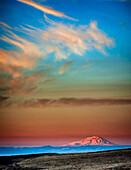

{"left": 59, "top": 60, "right": 73, "bottom": 74}
{"left": 42, "top": 20, "right": 114, "bottom": 60}
{"left": 13, "top": 17, "right": 114, "bottom": 61}
{"left": 0, "top": 47, "right": 37, "bottom": 79}
{"left": 0, "top": 22, "right": 11, "bottom": 29}
{"left": 9, "top": 68, "right": 54, "bottom": 95}
{"left": 17, "top": 0, "right": 78, "bottom": 21}
{"left": 0, "top": 23, "right": 51, "bottom": 96}
{"left": 0, "top": 23, "right": 46, "bottom": 79}
{"left": 0, "top": 29, "right": 44, "bottom": 57}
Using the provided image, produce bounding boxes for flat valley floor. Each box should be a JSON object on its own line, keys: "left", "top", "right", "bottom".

{"left": 0, "top": 149, "right": 131, "bottom": 169}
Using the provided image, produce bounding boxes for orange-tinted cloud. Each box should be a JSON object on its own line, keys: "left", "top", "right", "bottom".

{"left": 0, "top": 29, "right": 44, "bottom": 57}
{"left": 9, "top": 78, "right": 36, "bottom": 95}
{"left": 8, "top": 67, "right": 55, "bottom": 96}
{"left": 0, "top": 22, "right": 11, "bottom": 29}
{"left": 0, "top": 23, "right": 46, "bottom": 89}
{"left": 0, "top": 49, "right": 35, "bottom": 78}
{"left": 17, "top": 0, "right": 77, "bottom": 21}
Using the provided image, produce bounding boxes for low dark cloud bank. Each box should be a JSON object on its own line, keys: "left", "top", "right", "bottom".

{"left": 19, "top": 98, "right": 131, "bottom": 108}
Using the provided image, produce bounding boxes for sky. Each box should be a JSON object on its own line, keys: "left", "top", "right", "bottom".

{"left": 0, "top": 0, "right": 131, "bottom": 146}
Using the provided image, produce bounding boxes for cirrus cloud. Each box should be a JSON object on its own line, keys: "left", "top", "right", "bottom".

{"left": 17, "top": 0, "right": 78, "bottom": 21}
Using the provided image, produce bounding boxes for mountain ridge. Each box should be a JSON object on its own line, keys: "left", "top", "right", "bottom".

{"left": 62, "top": 136, "right": 115, "bottom": 146}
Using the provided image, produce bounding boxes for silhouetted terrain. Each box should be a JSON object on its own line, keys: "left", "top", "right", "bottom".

{"left": 0, "top": 149, "right": 131, "bottom": 169}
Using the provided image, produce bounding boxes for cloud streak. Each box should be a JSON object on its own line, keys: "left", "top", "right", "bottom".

{"left": 0, "top": 22, "right": 11, "bottom": 29}
{"left": 0, "top": 29, "right": 44, "bottom": 57}
{"left": 17, "top": 0, "right": 77, "bottom": 21}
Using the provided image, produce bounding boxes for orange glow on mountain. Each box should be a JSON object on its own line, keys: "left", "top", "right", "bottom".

{"left": 63, "top": 136, "right": 115, "bottom": 146}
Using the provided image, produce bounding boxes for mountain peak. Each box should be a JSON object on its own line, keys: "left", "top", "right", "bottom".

{"left": 63, "top": 136, "right": 115, "bottom": 146}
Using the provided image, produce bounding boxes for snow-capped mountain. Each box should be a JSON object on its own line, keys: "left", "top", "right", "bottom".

{"left": 63, "top": 136, "right": 115, "bottom": 146}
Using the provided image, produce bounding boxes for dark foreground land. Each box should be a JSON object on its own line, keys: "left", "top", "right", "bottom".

{"left": 0, "top": 149, "right": 131, "bottom": 170}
